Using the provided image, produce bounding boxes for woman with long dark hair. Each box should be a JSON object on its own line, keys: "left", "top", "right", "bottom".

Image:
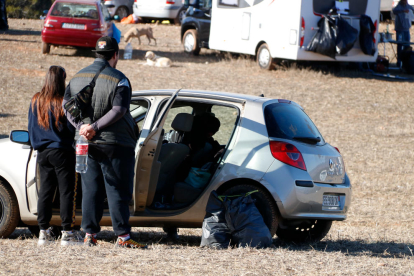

{"left": 28, "top": 66, "right": 81, "bottom": 246}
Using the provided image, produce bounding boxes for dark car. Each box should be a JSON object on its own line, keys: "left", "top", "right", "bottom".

{"left": 181, "top": 0, "right": 211, "bottom": 55}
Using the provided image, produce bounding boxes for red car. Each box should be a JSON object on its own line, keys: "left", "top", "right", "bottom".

{"left": 41, "top": 0, "right": 114, "bottom": 54}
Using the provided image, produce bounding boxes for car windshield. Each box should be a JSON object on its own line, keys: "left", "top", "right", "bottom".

{"left": 264, "top": 103, "right": 324, "bottom": 145}
{"left": 51, "top": 3, "right": 99, "bottom": 19}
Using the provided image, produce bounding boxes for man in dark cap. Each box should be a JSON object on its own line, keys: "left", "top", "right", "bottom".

{"left": 63, "top": 37, "right": 146, "bottom": 248}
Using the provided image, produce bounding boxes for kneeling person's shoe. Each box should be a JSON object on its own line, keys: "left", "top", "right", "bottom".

{"left": 84, "top": 235, "right": 97, "bottom": 246}
{"left": 38, "top": 228, "right": 55, "bottom": 246}
{"left": 116, "top": 237, "right": 147, "bottom": 249}
{"left": 61, "top": 231, "right": 83, "bottom": 246}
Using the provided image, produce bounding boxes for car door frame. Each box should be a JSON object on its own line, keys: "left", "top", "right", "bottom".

{"left": 132, "top": 89, "right": 181, "bottom": 215}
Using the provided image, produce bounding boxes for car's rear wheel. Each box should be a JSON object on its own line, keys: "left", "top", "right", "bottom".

{"left": 257, "top": 43, "right": 275, "bottom": 70}
{"left": 183, "top": 29, "right": 200, "bottom": 55}
{"left": 222, "top": 183, "right": 278, "bottom": 237}
{"left": 116, "top": 6, "right": 129, "bottom": 20}
{"left": 175, "top": 9, "right": 186, "bottom": 26}
{"left": 42, "top": 42, "right": 50, "bottom": 54}
{"left": 276, "top": 220, "right": 332, "bottom": 243}
{"left": 0, "top": 180, "right": 20, "bottom": 238}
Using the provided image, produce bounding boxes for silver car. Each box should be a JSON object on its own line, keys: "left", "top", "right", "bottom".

{"left": 105, "top": 0, "right": 134, "bottom": 19}
{"left": 0, "top": 90, "right": 351, "bottom": 242}
{"left": 133, "top": 0, "right": 187, "bottom": 25}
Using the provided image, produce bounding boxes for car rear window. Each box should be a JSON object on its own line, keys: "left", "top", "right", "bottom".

{"left": 264, "top": 103, "right": 324, "bottom": 145}
{"left": 51, "top": 3, "right": 99, "bottom": 19}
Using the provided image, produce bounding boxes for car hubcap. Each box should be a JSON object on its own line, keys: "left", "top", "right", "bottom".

{"left": 184, "top": 33, "right": 195, "bottom": 52}
{"left": 259, "top": 48, "right": 270, "bottom": 67}
{"left": 179, "top": 10, "right": 185, "bottom": 24}
{"left": 117, "top": 7, "right": 128, "bottom": 19}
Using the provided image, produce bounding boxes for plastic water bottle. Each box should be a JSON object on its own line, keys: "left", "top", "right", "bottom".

{"left": 75, "top": 136, "right": 88, "bottom": 173}
{"left": 124, "top": 43, "right": 132, "bottom": 60}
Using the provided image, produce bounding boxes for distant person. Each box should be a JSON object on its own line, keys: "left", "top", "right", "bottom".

{"left": 28, "top": 66, "right": 81, "bottom": 246}
{"left": 63, "top": 37, "right": 145, "bottom": 248}
{"left": 0, "top": 0, "right": 8, "bottom": 30}
{"left": 393, "top": 0, "right": 414, "bottom": 67}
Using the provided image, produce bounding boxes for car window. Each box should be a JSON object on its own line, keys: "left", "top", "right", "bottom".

{"left": 51, "top": 3, "right": 99, "bottom": 19}
{"left": 163, "top": 105, "right": 193, "bottom": 134}
{"left": 211, "top": 105, "right": 238, "bottom": 145}
{"left": 130, "top": 99, "right": 150, "bottom": 132}
{"left": 264, "top": 103, "right": 324, "bottom": 144}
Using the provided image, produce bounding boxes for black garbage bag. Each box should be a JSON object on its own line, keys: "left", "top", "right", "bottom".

{"left": 200, "top": 191, "right": 231, "bottom": 249}
{"left": 359, "top": 14, "right": 376, "bottom": 56}
{"left": 307, "top": 16, "right": 337, "bottom": 59}
{"left": 223, "top": 193, "right": 273, "bottom": 248}
{"left": 335, "top": 17, "right": 358, "bottom": 55}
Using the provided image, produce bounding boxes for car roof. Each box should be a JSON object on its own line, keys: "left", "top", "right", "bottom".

{"left": 132, "top": 89, "right": 274, "bottom": 104}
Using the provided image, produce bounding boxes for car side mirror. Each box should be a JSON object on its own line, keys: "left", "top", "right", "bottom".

{"left": 10, "top": 130, "right": 30, "bottom": 145}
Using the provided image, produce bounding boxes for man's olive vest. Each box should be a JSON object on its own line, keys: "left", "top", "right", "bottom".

{"left": 69, "top": 59, "right": 138, "bottom": 148}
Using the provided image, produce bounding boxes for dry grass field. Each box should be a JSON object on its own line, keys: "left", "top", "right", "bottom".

{"left": 1, "top": 19, "right": 414, "bottom": 275}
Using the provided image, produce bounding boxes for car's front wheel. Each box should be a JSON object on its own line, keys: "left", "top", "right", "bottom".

{"left": 221, "top": 183, "right": 278, "bottom": 236}
{"left": 0, "top": 180, "right": 20, "bottom": 238}
{"left": 183, "top": 29, "right": 200, "bottom": 56}
{"left": 42, "top": 42, "right": 50, "bottom": 54}
{"left": 276, "top": 220, "right": 332, "bottom": 243}
{"left": 257, "top": 43, "right": 275, "bottom": 70}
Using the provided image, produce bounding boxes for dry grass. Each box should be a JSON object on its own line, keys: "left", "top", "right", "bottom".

{"left": 1, "top": 19, "right": 414, "bottom": 275}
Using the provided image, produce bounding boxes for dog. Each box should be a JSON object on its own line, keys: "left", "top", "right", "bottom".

{"left": 144, "top": 51, "right": 172, "bottom": 67}
{"left": 124, "top": 26, "right": 157, "bottom": 46}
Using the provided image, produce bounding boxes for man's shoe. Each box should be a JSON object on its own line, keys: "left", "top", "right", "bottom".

{"left": 61, "top": 231, "right": 83, "bottom": 246}
{"left": 38, "top": 228, "right": 55, "bottom": 246}
{"left": 84, "top": 235, "right": 97, "bottom": 246}
{"left": 116, "top": 237, "right": 147, "bottom": 249}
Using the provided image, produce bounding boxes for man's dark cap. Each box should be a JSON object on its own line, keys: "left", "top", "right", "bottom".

{"left": 93, "top": 36, "right": 119, "bottom": 53}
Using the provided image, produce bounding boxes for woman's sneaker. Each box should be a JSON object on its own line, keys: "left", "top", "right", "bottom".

{"left": 116, "top": 237, "right": 147, "bottom": 249}
{"left": 38, "top": 228, "right": 55, "bottom": 246}
{"left": 61, "top": 231, "right": 83, "bottom": 246}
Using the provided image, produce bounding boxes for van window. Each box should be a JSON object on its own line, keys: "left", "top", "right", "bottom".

{"left": 163, "top": 106, "right": 194, "bottom": 134}
{"left": 211, "top": 105, "right": 238, "bottom": 145}
{"left": 313, "top": 0, "right": 368, "bottom": 16}
{"left": 51, "top": 2, "right": 99, "bottom": 19}
{"left": 264, "top": 103, "right": 324, "bottom": 145}
{"left": 130, "top": 99, "right": 150, "bottom": 132}
{"left": 219, "top": 0, "right": 238, "bottom": 7}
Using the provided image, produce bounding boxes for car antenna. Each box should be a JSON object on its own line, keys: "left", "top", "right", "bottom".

{"left": 259, "top": 94, "right": 264, "bottom": 97}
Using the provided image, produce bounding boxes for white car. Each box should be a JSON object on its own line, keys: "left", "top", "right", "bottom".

{"left": 0, "top": 90, "right": 351, "bottom": 242}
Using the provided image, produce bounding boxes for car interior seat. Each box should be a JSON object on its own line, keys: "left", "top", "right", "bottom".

{"left": 155, "top": 113, "right": 194, "bottom": 196}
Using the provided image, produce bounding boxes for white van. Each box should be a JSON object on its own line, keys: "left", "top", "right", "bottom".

{"left": 134, "top": 0, "right": 187, "bottom": 24}
{"left": 208, "top": 0, "right": 380, "bottom": 69}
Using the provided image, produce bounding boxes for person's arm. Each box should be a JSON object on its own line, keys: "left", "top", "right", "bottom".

{"left": 62, "top": 84, "right": 84, "bottom": 130}
{"left": 393, "top": 4, "right": 406, "bottom": 14}
{"left": 80, "top": 78, "right": 131, "bottom": 139}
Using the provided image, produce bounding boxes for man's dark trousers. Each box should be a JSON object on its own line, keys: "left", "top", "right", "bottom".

{"left": 81, "top": 146, "right": 135, "bottom": 236}
{"left": 37, "top": 148, "right": 76, "bottom": 231}
{"left": 0, "top": 0, "right": 8, "bottom": 30}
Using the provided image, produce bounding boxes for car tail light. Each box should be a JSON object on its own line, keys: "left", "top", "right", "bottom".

{"left": 300, "top": 17, "right": 305, "bottom": 47}
{"left": 373, "top": 20, "right": 378, "bottom": 44}
{"left": 269, "top": 141, "right": 307, "bottom": 171}
{"left": 334, "top": 147, "right": 340, "bottom": 153}
{"left": 166, "top": 0, "right": 175, "bottom": 3}
{"left": 278, "top": 99, "right": 291, "bottom": 104}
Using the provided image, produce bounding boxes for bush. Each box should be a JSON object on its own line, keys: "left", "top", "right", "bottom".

{"left": 6, "top": 0, "right": 54, "bottom": 19}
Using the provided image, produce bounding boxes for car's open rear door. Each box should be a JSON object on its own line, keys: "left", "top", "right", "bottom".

{"left": 133, "top": 89, "right": 181, "bottom": 214}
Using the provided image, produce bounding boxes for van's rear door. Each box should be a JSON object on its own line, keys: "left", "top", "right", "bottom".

{"left": 132, "top": 89, "right": 181, "bottom": 214}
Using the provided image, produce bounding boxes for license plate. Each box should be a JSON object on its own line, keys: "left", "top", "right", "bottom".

{"left": 62, "top": 23, "right": 85, "bottom": 30}
{"left": 323, "top": 195, "right": 340, "bottom": 207}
